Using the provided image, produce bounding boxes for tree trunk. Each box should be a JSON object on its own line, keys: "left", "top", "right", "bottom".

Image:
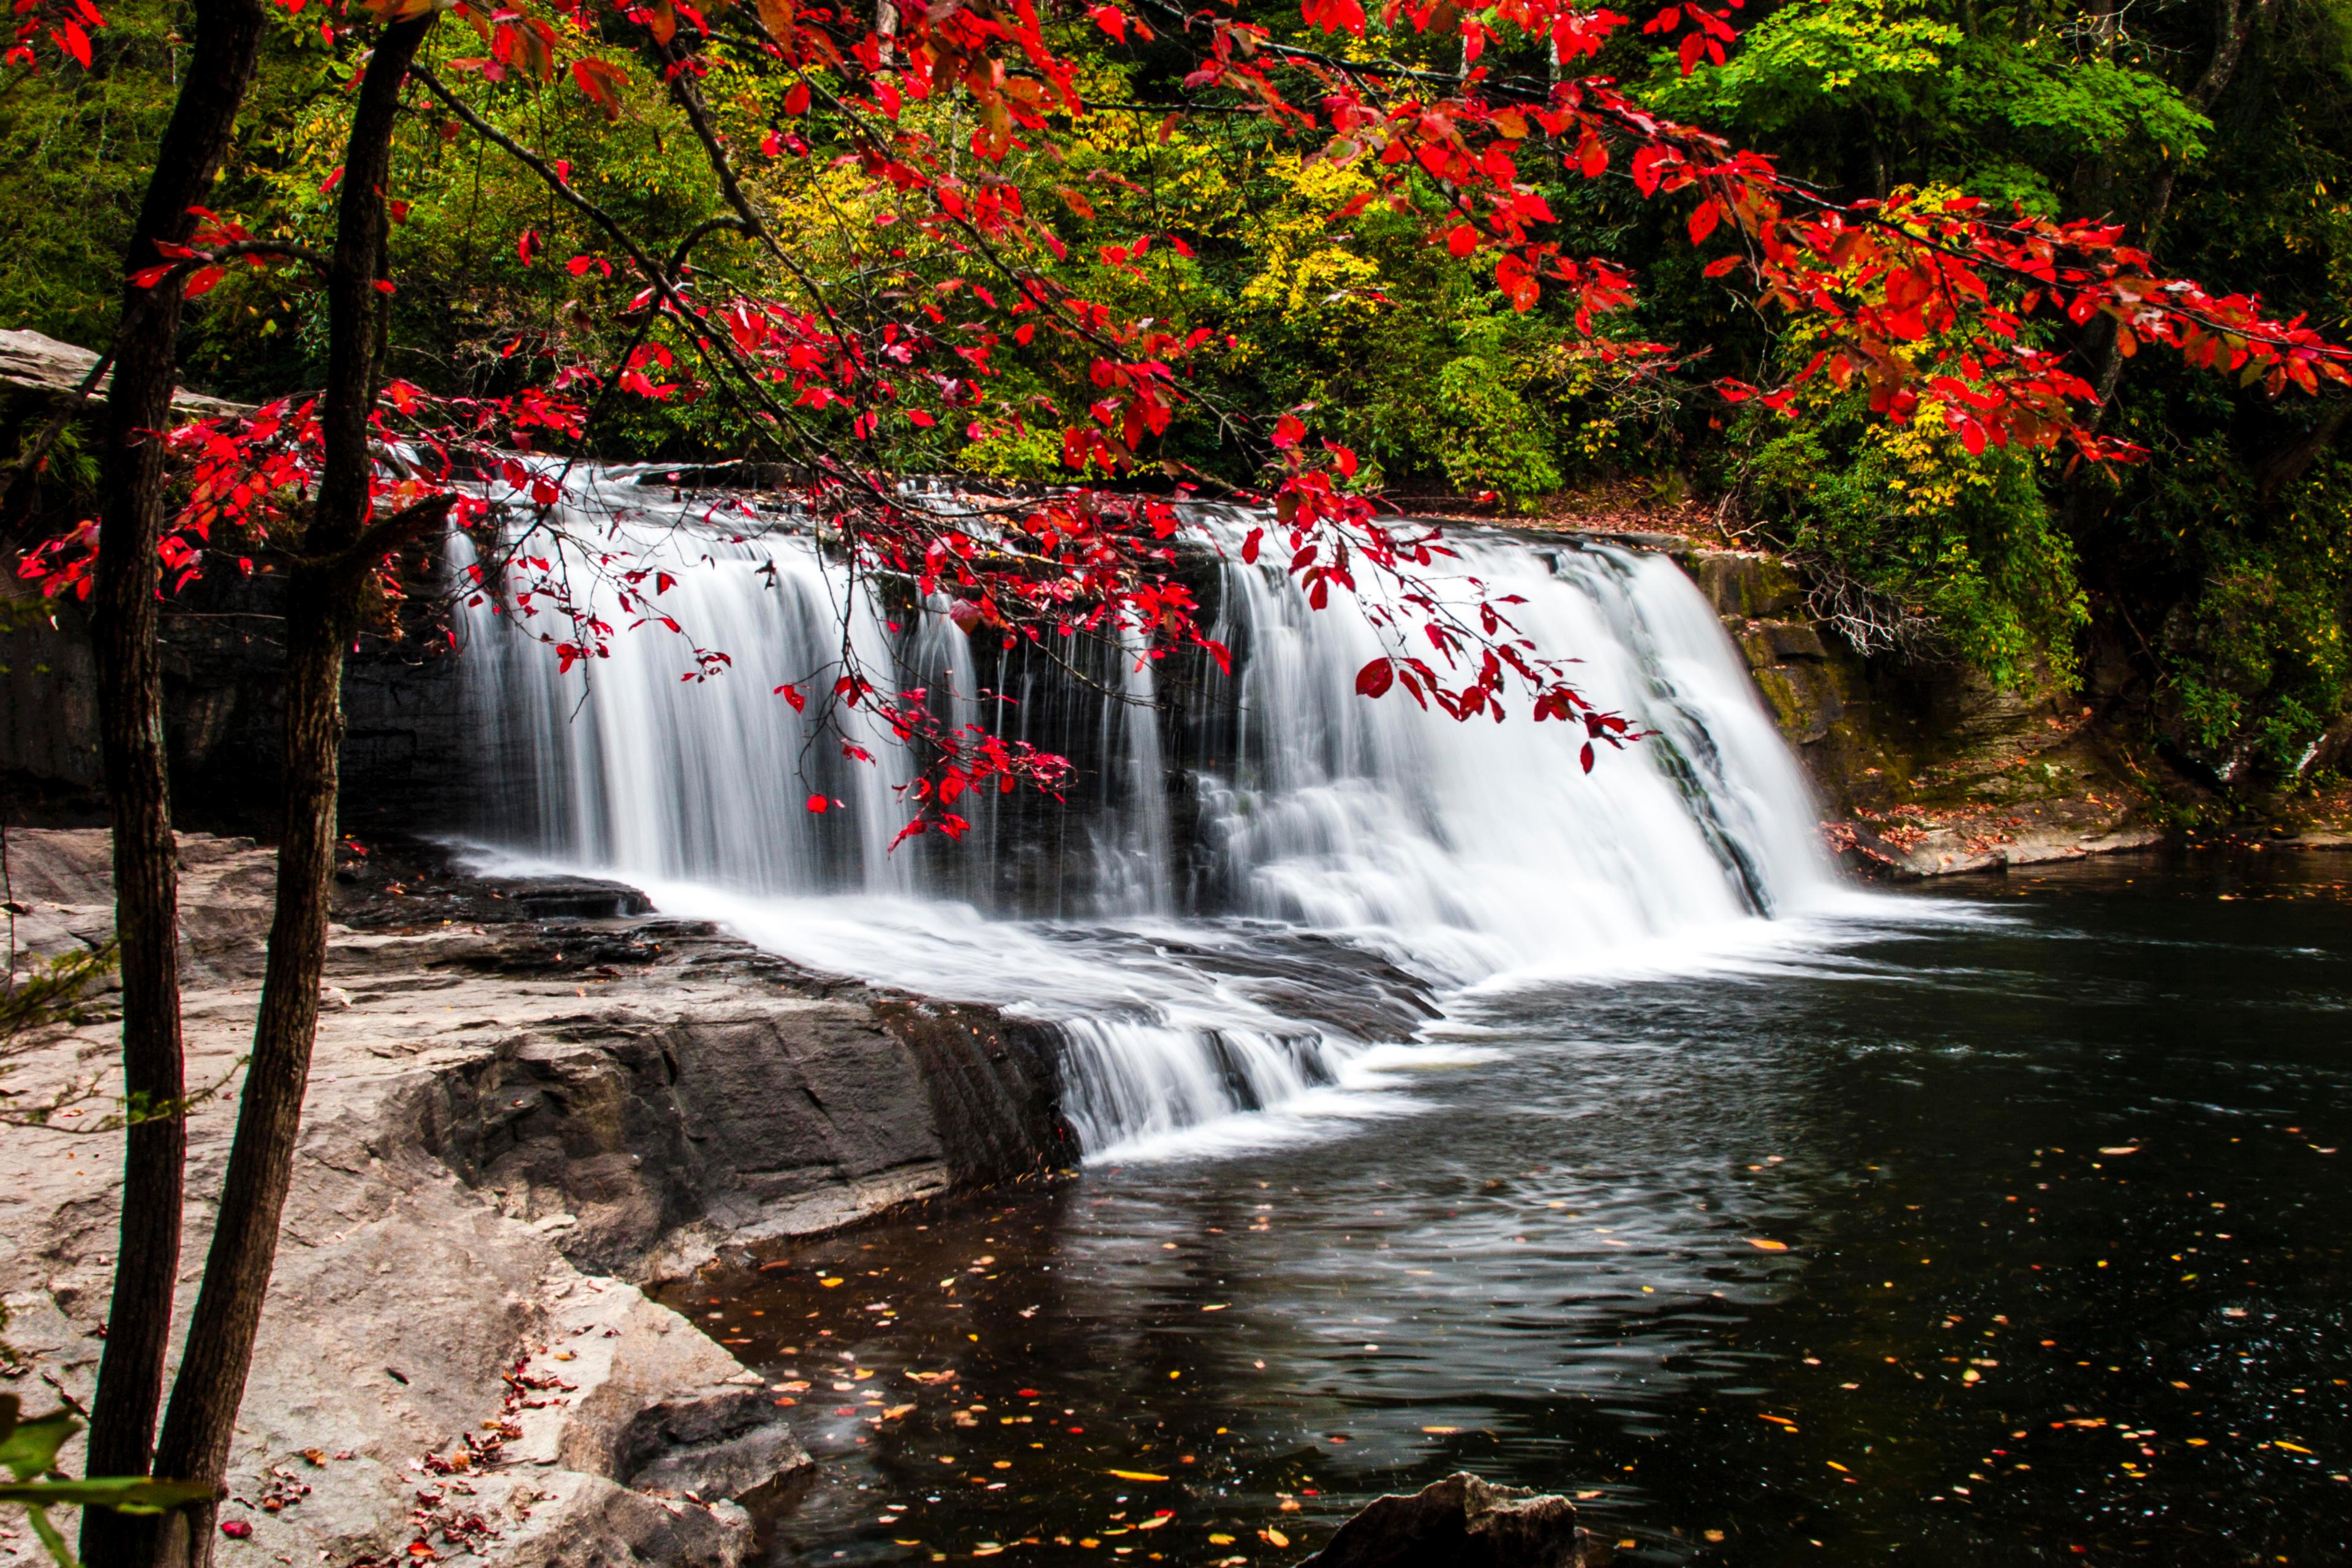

{"left": 143, "top": 19, "right": 435, "bottom": 1566}
{"left": 2089, "top": 0, "right": 2275, "bottom": 408}
{"left": 80, "top": 4, "right": 266, "bottom": 1565}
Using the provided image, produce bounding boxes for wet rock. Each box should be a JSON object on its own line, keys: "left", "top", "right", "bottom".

{"left": 1297, "top": 1472, "right": 1610, "bottom": 1568}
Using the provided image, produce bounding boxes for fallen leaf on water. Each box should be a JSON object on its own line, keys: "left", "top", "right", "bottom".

{"left": 881, "top": 1404, "right": 915, "bottom": 1420}
{"left": 1422, "top": 1425, "right": 1461, "bottom": 1434}
{"left": 1210, "top": 1534, "right": 1236, "bottom": 1545}
{"left": 973, "top": 1545, "right": 1003, "bottom": 1557}
{"left": 1202, "top": 1303, "right": 1229, "bottom": 1312}
{"left": 2098, "top": 1147, "right": 2139, "bottom": 1156}
{"left": 1747, "top": 1238, "right": 1789, "bottom": 1252}
{"left": 1107, "top": 1470, "right": 1169, "bottom": 1482}
{"left": 1136, "top": 1517, "right": 1169, "bottom": 1531}
{"left": 820, "top": 1278, "right": 845, "bottom": 1288}
{"left": 1264, "top": 1528, "right": 1291, "bottom": 1547}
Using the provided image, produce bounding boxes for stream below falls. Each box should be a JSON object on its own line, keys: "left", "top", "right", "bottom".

{"left": 450, "top": 470, "right": 2348, "bottom": 1562}
{"left": 660, "top": 851, "right": 2350, "bottom": 1567}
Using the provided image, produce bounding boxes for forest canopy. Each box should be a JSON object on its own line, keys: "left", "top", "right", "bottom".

{"left": 4, "top": 0, "right": 2351, "bottom": 784}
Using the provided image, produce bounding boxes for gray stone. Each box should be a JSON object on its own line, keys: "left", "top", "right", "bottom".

{"left": 0, "top": 829, "right": 1073, "bottom": 1567}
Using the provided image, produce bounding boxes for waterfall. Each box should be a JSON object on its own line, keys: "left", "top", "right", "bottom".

{"left": 454, "top": 466, "right": 1836, "bottom": 1159}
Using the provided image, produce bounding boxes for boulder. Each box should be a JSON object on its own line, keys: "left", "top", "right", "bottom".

{"left": 1296, "top": 1473, "right": 1610, "bottom": 1568}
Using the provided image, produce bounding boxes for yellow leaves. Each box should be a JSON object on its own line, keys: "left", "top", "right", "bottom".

{"left": 1135, "top": 1516, "right": 1168, "bottom": 1531}
{"left": 1263, "top": 1528, "right": 1291, "bottom": 1548}
{"left": 1105, "top": 1469, "right": 1168, "bottom": 1482}
{"left": 1422, "top": 1425, "right": 1461, "bottom": 1434}
{"left": 1746, "top": 1238, "right": 1790, "bottom": 1252}
{"left": 820, "top": 1277, "right": 845, "bottom": 1287}
{"left": 1209, "top": 1533, "right": 1236, "bottom": 1544}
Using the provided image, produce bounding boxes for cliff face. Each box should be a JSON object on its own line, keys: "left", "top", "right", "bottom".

{"left": 1676, "top": 548, "right": 2160, "bottom": 874}
{"left": 0, "top": 831, "right": 1073, "bottom": 1567}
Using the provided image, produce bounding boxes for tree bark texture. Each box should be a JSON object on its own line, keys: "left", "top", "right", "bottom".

{"left": 145, "top": 20, "right": 436, "bottom": 1566}
{"left": 80, "top": 3, "right": 266, "bottom": 1565}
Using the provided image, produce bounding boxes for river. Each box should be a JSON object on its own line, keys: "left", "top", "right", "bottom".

{"left": 455, "top": 470, "right": 2349, "bottom": 1563}
{"left": 661, "top": 850, "right": 2349, "bottom": 1566}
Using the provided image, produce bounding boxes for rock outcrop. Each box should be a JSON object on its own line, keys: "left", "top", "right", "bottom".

{"left": 1294, "top": 1472, "right": 1610, "bottom": 1568}
{"left": 1676, "top": 547, "right": 2162, "bottom": 876}
{"left": 0, "top": 830, "right": 1072, "bottom": 1566}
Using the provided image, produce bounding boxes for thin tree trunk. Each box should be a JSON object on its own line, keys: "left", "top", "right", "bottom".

{"left": 2090, "top": 0, "right": 2274, "bottom": 407}
{"left": 80, "top": 4, "right": 266, "bottom": 1565}
{"left": 144, "top": 20, "right": 437, "bottom": 1566}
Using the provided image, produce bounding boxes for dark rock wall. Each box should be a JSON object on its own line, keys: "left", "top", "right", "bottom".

{"left": 1, "top": 573, "right": 475, "bottom": 833}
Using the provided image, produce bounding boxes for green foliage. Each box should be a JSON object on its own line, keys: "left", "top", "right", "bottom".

{"left": 1647, "top": 0, "right": 2209, "bottom": 212}
{"left": 0, "top": 1394, "right": 216, "bottom": 1568}
{"left": 7, "top": 0, "right": 2352, "bottom": 788}
{"left": 0, "top": 940, "right": 119, "bottom": 1046}
{"left": 1743, "top": 388, "right": 2086, "bottom": 690}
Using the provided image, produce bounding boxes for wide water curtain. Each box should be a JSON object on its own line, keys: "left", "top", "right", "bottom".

{"left": 457, "top": 470, "right": 1832, "bottom": 1153}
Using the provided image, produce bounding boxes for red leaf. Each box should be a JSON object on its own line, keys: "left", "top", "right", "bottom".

{"left": 1241, "top": 526, "right": 1264, "bottom": 564}
{"left": 1446, "top": 224, "right": 1479, "bottom": 258}
{"left": 1687, "top": 199, "right": 1719, "bottom": 246}
{"left": 785, "top": 81, "right": 811, "bottom": 115}
{"left": 1355, "top": 658, "right": 1395, "bottom": 698}
{"left": 1272, "top": 414, "right": 1305, "bottom": 450}
{"left": 806, "top": 794, "right": 829, "bottom": 813}
{"left": 1580, "top": 741, "right": 1596, "bottom": 774}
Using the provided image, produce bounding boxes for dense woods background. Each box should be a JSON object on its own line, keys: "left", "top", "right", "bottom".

{"left": 6, "top": 0, "right": 2350, "bottom": 791}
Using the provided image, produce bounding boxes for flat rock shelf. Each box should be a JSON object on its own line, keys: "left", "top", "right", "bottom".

{"left": 0, "top": 831, "right": 1074, "bottom": 1567}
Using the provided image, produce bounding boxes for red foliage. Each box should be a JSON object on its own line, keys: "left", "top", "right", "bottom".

{"left": 17, "top": 0, "right": 2351, "bottom": 839}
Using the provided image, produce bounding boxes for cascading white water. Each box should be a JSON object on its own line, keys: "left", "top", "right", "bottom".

{"left": 454, "top": 465, "right": 1838, "bottom": 1158}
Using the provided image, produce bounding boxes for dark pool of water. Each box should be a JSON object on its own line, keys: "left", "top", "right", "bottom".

{"left": 663, "top": 851, "right": 2351, "bottom": 1566}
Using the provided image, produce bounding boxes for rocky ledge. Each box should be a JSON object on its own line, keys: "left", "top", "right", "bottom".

{"left": 0, "top": 831, "right": 1074, "bottom": 1566}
